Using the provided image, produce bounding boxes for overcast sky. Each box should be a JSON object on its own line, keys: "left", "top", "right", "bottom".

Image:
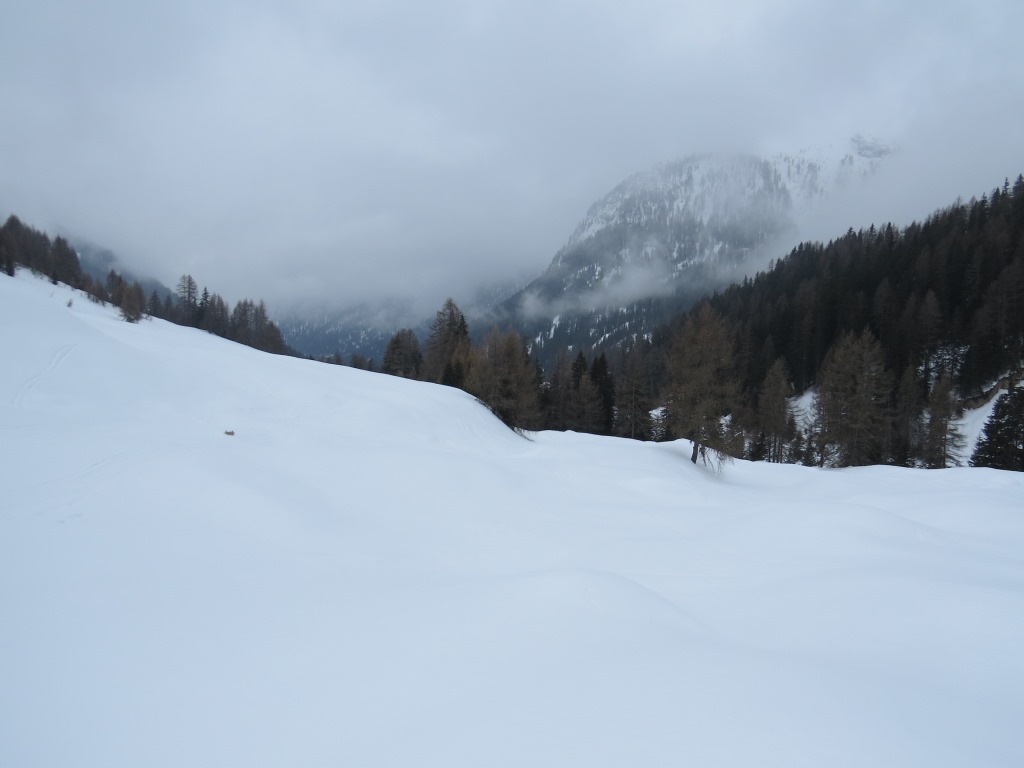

{"left": 3, "top": 0, "right": 1023, "bottom": 313}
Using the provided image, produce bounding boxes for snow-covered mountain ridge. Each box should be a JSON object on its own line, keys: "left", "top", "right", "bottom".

{"left": 496, "top": 138, "right": 892, "bottom": 364}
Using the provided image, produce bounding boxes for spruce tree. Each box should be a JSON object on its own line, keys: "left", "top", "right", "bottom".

{"left": 892, "top": 363, "right": 925, "bottom": 466}
{"left": 423, "top": 298, "right": 471, "bottom": 385}
{"left": 1, "top": 229, "right": 16, "bottom": 276}
{"left": 971, "top": 386, "right": 1024, "bottom": 471}
{"left": 757, "top": 358, "right": 795, "bottom": 463}
{"left": 50, "top": 236, "right": 82, "bottom": 287}
{"left": 589, "top": 352, "right": 615, "bottom": 435}
{"left": 382, "top": 329, "right": 423, "bottom": 378}
{"left": 616, "top": 343, "right": 652, "bottom": 440}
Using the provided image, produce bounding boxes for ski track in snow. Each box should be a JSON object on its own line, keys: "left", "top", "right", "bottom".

{"left": 12, "top": 342, "right": 77, "bottom": 408}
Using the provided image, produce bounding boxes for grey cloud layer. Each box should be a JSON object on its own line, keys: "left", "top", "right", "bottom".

{"left": 2, "top": 0, "right": 1022, "bottom": 311}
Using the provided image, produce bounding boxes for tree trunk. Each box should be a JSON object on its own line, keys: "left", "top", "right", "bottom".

{"left": 691, "top": 442, "right": 700, "bottom": 464}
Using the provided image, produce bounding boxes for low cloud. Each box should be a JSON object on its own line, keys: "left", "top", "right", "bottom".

{"left": 2, "top": 1, "right": 1022, "bottom": 314}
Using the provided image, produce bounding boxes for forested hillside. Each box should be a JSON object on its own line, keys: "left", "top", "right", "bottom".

{"left": 1, "top": 215, "right": 291, "bottom": 356}
{"left": 705, "top": 176, "right": 1024, "bottom": 398}
{"left": 668, "top": 175, "right": 1024, "bottom": 467}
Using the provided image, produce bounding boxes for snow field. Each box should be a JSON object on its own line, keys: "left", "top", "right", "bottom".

{"left": 2, "top": 272, "right": 1023, "bottom": 767}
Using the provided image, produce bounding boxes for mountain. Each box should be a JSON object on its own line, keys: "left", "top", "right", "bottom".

{"left": 495, "top": 138, "right": 890, "bottom": 367}
{"left": 72, "top": 238, "right": 173, "bottom": 300}
{"left": 3, "top": 268, "right": 1023, "bottom": 767}
{"left": 277, "top": 297, "right": 420, "bottom": 362}
{"left": 276, "top": 138, "right": 889, "bottom": 365}
{"left": 277, "top": 276, "right": 525, "bottom": 362}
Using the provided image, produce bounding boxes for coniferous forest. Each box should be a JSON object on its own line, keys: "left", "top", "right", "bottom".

{"left": 4, "top": 175, "right": 1023, "bottom": 471}
{"left": 1, "top": 215, "right": 290, "bottom": 356}
{"left": 373, "top": 176, "right": 1024, "bottom": 471}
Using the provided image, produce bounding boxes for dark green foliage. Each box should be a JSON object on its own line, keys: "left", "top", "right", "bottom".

{"left": 570, "top": 352, "right": 589, "bottom": 390}
{"left": 541, "top": 350, "right": 609, "bottom": 434}
{"left": 567, "top": 372, "right": 604, "bottom": 434}
{"left": 50, "top": 237, "right": 82, "bottom": 288}
{"left": 197, "top": 287, "right": 210, "bottom": 328}
{"left": 632, "top": 174, "right": 1024, "bottom": 467}
{"left": 3, "top": 215, "right": 64, "bottom": 280}
{"left": 199, "top": 293, "right": 230, "bottom": 337}
{"left": 382, "top": 328, "right": 423, "bottom": 378}
{"left": 971, "top": 386, "right": 1024, "bottom": 471}
{"left": 589, "top": 353, "right": 615, "bottom": 435}
{"left": 891, "top": 364, "right": 926, "bottom": 466}
{"left": 692, "top": 180, "right": 1024, "bottom": 399}
{"left": 1, "top": 227, "right": 16, "bottom": 276}
{"left": 539, "top": 350, "right": 574, "bottom": 431}
{"left": 615, "top": 343, "right": 653, "bottom": 440}
{"left": 229, "top": 299, "right": 287, "bottom": 353}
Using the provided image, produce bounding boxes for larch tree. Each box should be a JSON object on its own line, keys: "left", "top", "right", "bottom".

{"left": 664, "top": 303, "right": 741, "bottom": 465}
{"left": 176, "top": 274, "right": 199, "bottom": 326}
{"left": 118, "top": 281, "right": 146, "bottom": 323}
{"left": 813, "top": 330, "right": 892, "bottom": 467}
{"left": 465, "top": 327, "right": 541, "bottom": 430}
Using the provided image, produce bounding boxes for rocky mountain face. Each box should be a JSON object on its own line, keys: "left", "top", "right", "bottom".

{"left": 492, "top": 138, "right": 890, "bottom": 368}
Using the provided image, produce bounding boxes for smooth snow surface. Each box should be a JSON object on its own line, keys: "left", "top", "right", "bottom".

{"left": 2, "top": 272, "right": 1023, "bottom": 768}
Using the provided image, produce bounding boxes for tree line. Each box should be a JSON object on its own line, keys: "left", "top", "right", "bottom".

{"left": 1, "top": 215, "right": 289, "bottom": 356}
{"left": 375, "top": 175, "right": 1024, "bottom": 470}
{"left": 6, "top": 171, "right": 1023, "bottom": 471}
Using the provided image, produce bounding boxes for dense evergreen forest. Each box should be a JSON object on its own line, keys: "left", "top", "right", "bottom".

{"left": 4, "top": 174, "right": 1023, "bottom": 471}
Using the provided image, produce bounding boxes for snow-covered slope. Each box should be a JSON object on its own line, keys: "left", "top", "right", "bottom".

{"left": 2, "top": 271, "right": 1022, "bottom": 768}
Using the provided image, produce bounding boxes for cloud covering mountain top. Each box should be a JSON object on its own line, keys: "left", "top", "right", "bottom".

{"left": 2, "top": 0, "right": 1022, "bottom": 314}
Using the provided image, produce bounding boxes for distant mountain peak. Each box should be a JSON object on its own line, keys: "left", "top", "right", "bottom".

{"left": 498, "top": 139, "right": 894, "bottom": 366}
